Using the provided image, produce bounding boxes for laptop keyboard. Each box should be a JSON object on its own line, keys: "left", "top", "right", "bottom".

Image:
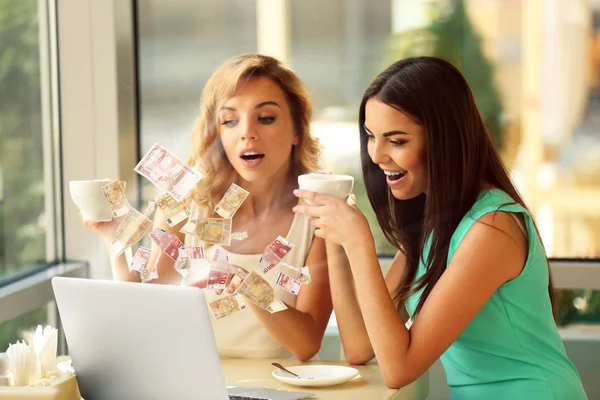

{"left": 229, "top": 396, "right": 266, "bottom": 400}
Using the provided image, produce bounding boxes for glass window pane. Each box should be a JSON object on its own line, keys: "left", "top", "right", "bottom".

{"left": 135, "top": 0, "right": 600, "bottom": 259}
{"left": 556, "top": 289, "right": 600, "bottom": 328}
{"left": 0, "top": 302, "right": 54, "bottom": 352}
{"left": 0, "top": 0, "right": 49, "bottom": 278}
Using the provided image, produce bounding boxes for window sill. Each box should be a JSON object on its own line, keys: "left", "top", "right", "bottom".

{"left": 559, "top": 324, "right": 600, "bottom": 341}
{"left": 0, "top": 261, "right": 89, "bottom": 323}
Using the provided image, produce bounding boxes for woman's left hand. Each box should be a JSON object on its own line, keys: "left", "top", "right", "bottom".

{"left": 293, "top": 189, "right": 372, "bottom": 249}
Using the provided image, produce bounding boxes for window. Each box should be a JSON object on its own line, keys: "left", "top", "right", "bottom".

{"left": 0, "top": 0, "right": 67, "bottom": 352}
{"left": 0, "top": 0, "right": 54, "bottom": 280}
{"left": 0, "top": 302, "right": 55, "bottom": 352}
{"left": 135, "top": 0, "right": 600, "bottom": 326}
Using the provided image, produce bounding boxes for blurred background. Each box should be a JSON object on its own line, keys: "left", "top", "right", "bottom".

{"left": 0, "top": 0, "right": 599, "bottom": 398}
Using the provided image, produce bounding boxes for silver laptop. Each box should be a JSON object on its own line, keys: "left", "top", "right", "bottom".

{"left": 52, "top": 277, "right": 314, "bottom": 400}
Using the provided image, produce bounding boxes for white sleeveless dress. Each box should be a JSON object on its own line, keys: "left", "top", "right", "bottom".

{"left": 181, "top": 207, "right": 315, "bottom": 359}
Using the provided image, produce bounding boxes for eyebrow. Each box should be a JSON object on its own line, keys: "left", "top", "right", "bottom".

{"left": 220, "top": 101, "right": 281, "bottom": 112}
{"left": 363, "top": 125, "right": 408, "bottom": 137}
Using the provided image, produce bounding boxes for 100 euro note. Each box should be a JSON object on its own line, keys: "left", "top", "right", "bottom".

{"left": 101, "top": 180, "right": 130, "bottom": 217}
{"left": 148, "top": 228, "right": 184, "bottom": 262}
{"left": 156, "top": 192, "right": 190, "bottom": 227}
{"left": 135, "top": 143, "right": 204, "bottom": 202}
{"left": 237, "top": 270, "right": 287, "bottom": 313}
{"left": 111, "top": 208, "right": 153, "bottom": 257}
{"left": 214, "top": 183, "right": 249, "bottom": 219}
{"left": 207, "top": 247, "right": 230, "bottom": 290}
{"left": 208, "top": 293, "right": 246, "bottom": 320}
{"left": 259, "top": 236, "right": 294, "bottom": 274}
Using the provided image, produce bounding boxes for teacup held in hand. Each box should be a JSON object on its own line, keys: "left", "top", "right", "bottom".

{"left": 69, "top": 179, "right": 126, "bottom": 222}
{"left": 297, "top": 173, "right": 354, "bottom": 205}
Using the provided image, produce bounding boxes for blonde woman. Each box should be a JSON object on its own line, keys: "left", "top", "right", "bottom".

{"left": 84, "top": 54, "right": 333, "bottom": 361}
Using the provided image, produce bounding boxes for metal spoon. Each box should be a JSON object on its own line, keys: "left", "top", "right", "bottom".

{"left": 272, "top": 362, "right": 313, "bottom": 379}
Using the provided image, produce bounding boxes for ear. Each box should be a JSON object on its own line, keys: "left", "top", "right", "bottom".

{"left": 292, "top": 133, "right": 300, "bottom": 146}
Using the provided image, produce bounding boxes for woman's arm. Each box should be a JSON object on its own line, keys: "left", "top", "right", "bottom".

{"left": 142, "top": 211, "right": 188, "bottom": 285}
{"left": 88, "top": 210, "right": 187, "bottom": 285}
{"left": 345, "top": 211, "right": 526, "bottom": 388}
{"left": 293, "top": 190, "right": 527, "bottom": 388}
{"left": 327, "top": 242, "right": 407, "bottom": 365}
{"left": 250, "top": 237, "right": 333, "bottom": 361}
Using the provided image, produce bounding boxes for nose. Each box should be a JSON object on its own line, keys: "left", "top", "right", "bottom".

{"left": 240, "top": 119, "right": 259, "bottom": 141}
{"left": 369, "top": 140, "right": 390, "bottom": 165}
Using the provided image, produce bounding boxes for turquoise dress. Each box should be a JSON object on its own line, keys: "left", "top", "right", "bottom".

{"left": 406, "top": 189, "right": 587, "bottom": 400}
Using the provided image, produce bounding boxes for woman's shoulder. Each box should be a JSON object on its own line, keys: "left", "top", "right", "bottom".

{"left": 448, "top": 188, "right": 528, "bottom": 252}
{"left": 469, "top": 188, "right": 527, "bottom": 218}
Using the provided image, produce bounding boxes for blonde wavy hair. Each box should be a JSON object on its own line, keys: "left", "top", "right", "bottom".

{"left": 186, "top": 53, "right": 320, "bottom": 213}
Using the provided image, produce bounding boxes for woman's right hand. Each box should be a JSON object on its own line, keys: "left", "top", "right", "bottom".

{"left": 80, "top": 212, "right": 123, "bottom": 240}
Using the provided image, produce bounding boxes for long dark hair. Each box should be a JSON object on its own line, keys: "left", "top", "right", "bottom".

{"left": 359, "top": 57, "right": 557, "bottom": 317}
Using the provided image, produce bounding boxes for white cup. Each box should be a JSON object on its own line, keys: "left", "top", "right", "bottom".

{"left": 298, "top": 173, "right": 354, "bottom": 205}
{"left": 69, "top": 179, "right": 123, "bottom": 222}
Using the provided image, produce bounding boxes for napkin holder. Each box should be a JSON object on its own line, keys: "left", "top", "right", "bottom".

{"left": 0, "top": 374, "right": 81, "bottom": 399}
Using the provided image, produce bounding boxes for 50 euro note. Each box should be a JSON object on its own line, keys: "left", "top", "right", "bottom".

{"left": 258, "top": 236, "right": 295, "bottom": 275}
{"left": 237, "top": 270, "right": 287, "bottom": 313}
{"left": 135, "top": 143, "right": 204, "bottom": 202}
{"left": 208, "top": 293, "right": 246, "bottom": 320}
{"left": 156, "top": 192, "right": 190, "bottom": 227}
{"left": 111, "top": 208, "right": 153, "bottom": 257}
{"left": 207, "top": 247, "right": 230, "bottom": 290}
{"left": 181, "top": 218, "right": 232, "bottom": 246}
{"left": 101, "top": 180, "right": 130, "bottom": 217}
{"left": 148, "top": 228, "right": 184, "bottom": 262}
{"left": 180, "top": 218, "right": 244, "bottom": 244}
{"left": 214, "top": 183, "right": 249, "bottom": 219}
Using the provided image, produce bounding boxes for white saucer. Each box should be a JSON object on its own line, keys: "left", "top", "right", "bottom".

{"left": 272, "top": 365, "right": 359, "bottom": 388}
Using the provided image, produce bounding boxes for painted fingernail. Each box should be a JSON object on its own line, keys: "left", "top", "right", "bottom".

{"left": 292, "top": 206, "right": 298, "bottom": 212}
{"left": 293, "top": 189, "right": 300, "bottom": 195}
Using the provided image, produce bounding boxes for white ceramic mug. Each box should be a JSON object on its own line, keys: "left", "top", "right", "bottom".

{"left": 297, "top": 173, "right": 354, "bottom": 205}
{"left": 69, "top": 179, "right": 125, "bottom": 222}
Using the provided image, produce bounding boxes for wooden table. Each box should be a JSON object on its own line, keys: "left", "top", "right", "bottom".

{"left": 222, "top": 359, "right": 429, "bottom": 400}
{"left": 55, "top": 356, "right": 429, "bottom": 400}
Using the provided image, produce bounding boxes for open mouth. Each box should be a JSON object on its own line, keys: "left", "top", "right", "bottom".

{"left": 384, "top": 170, "right": 407, "bottom": 181}
{"left": 240, "top": 151, "right": 265, "bottom": 161}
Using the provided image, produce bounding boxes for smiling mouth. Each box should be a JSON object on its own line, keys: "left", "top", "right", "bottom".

{"left": 384, "top": 170, "right": 407, "bottom": 181}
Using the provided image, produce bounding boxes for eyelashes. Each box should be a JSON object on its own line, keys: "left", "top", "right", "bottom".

{"left": 367, "top": 134, "right": 407, "bottom": 147}
{"left": 220, "top": 116, "right": 277, "bottom": 127}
